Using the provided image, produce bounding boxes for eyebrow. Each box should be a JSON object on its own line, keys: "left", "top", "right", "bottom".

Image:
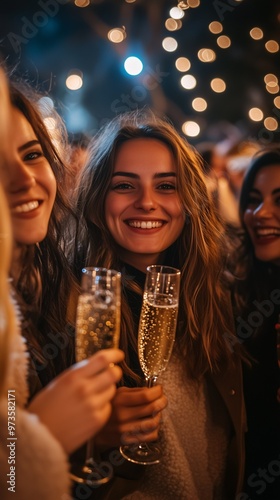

{"left": 250, "top": 187, "right": 280, "bottom": 195}
{"left": 18, "top": 140, "right": 41, "bottom": 153}
{"left": 112, "top": 171, "right": 176, "bottom": 179}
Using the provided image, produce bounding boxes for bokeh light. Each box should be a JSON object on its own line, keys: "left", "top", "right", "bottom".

{"left": 181, "top": 74, "right": 197, "bottom": 89}
{"left": 175, "top": 57, "right": 191, "bottom": 72}
{"left": 209, "top": 21, "right": 223, "bottom": 34}
{"left": 124, "top": 56, "right": 143, "bottom": 75}
{"left": 248, "top": 107, "right": 263, "bottom": 121}
{"left": 210, "top": 78, "right": 226, "bottom": 92}
{"left": 192, "top": 97, "right": 207, "bottom": 112}
{"left": 182, "top": 120, "right": 200, "bottom": 137}
{"left": 162, "top": 37, "right": 178, "bottom": 52}
{"left": 249, "top": 27, "right": 263, "bottom": 40}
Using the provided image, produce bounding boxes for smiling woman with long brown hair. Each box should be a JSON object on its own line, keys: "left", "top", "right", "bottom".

{"left": 72, "top": 109, "right": 247, "bottom": 499}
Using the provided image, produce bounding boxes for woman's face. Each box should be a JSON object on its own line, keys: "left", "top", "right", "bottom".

{"left": 243, "top": 164, "right": 280, "bottom": 265}
{"left": 104, "top": 138, "right": 185, "bottom": 271}
{"left": 0, "top": 107, "right": 57, "bottom": 246}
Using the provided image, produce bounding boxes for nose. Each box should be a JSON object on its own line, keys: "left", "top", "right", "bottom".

{"left": 4, "top": 158, "right": 36, "bottom": 194}
{"left": 254, "top": 199, "right": 273, "bottom": 219}
{"left": 134, "top": 187, "right": 157, "bottom": 211}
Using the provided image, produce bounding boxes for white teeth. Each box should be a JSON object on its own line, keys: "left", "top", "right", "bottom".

{"left": 256, "top": 228, "right": 280, "bottom": 237}
{"left": 128, "top": 220, "right": 163, "bottom": 229}
{"left": 13, "top": 201, "right": 39, "bottom": 213}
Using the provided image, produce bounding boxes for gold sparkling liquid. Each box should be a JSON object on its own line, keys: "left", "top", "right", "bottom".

{"left": 76, "top": 293, "right": 120, "bottom": 362}
{"left": 138, "top": 295, "right": 178, "bottom": 378}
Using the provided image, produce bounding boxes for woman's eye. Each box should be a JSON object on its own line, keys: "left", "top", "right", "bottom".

{"left": 157, "top": 183, "right": 176, "bottom": 191}
{"left": 112, "top": 182, "right": 134, "bottom": 190}
{"left": 24, "top": 151, "right": 43, "bottom": 161}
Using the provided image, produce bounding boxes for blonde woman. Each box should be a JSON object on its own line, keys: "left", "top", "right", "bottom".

{"left": 0, "top": 68, "right": 124, "bottom": 498}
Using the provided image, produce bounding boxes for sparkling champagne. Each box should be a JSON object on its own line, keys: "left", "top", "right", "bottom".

{"left": 138, "top": 293, "right": 178, "bottom": 378}
{"left": 76, "top": 292, "right": 120, "bottom": 362}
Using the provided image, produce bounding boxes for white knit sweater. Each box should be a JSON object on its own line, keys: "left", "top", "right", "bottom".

{"left": 0, "top": 316, "right": 71, "bottom": 500}
{"left": 123, "top": 351, "right": 232, "bottom": 500}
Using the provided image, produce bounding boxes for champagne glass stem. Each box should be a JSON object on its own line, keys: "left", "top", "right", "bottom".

{"left": 85, "top": 438, "right": 94, "bottom": 466}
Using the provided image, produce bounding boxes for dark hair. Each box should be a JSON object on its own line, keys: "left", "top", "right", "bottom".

{"left": 231, "top": 147, "right": 280, "bottom": 311}
{"left": 8, "top": 79, "right": 77, "bottom": 389}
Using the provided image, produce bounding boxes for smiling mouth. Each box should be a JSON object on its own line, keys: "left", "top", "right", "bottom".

{"left": 255, "top": 227, "right": 280, "bottom": 238}
{"left": 126, "top": 220, "right": 164, "bottom": 229}
{"left": 12, "top": 200, "right": 40, "bottom": 214}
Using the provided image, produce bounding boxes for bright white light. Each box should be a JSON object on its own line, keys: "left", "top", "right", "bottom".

{"left": 162, "top": 37, "right": 178, "bottom": 52}
{"left": 169, "top": 7, "right": 184, "bottom": 19}
{"left": 124, "top": 56, "right": 143, "bottom": 76}
{"left": 181, "top": 74, "right": 197, "bottom": 89}
{"left": 66, "top": 73, "right": 83, "bottom": 90}
{"left": 182, "top": 120, "right": 200, "bottom": 137}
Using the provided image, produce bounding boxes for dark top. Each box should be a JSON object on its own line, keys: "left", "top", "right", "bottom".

{"left": 239, "top": 307, "right": 280, "bottom": 499}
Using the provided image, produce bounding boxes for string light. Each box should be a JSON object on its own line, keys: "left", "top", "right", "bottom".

{"left": 66, "top": 70, "right": 83, "bottom": 90}
{"left": 175, "top": 57, "right": 191, "bottom": 72}
{"left": 187, "top": 0, "right": 200, "bottom": 8}
{"left": 264, "top": 117, "right": 278, "bottom": 131}
{"left": 192, "top": 97, "right": 207, "bottom": 112}
{"left": 266, "top": 84, "right": 280, "bottom": 94}
{"left": 210, "top": 78, "right": 226, "bottom": 93}
{"left": 249, "top": 27, "right": 263, "bottom": 40}
{"left": 169, "top": 7, "right": 184, "bottom": 19}
{"left": 181, "top": 74, "right": 196, "bottom": 89}
{"left": 177, "top": 2, "right": 189, "bottom": 9}
{"left": 162, "top": 37, "right": 178, "bottom": 52}
{"left": 265, "top": 40, "right": 279, "bottom": 53}
{"left": 182, "top": 120, "right": 200, "bottom": 137}
{"left": 209, "top": 21, "right": 223, "bottom": 34}
{"left": 74, "top": 0, "right": 90, "bottom": 7}
{"left": 274, "top": 96, "right": 280, "bottom": 109}
{"left": 108, "top": 27, "right": 126, "bottom": 43}
{"left": 248, "top": 107, "right": 263, "bottom": 121}
{"left": 197, "top": 48, "right": 216, "bottom": 62}
{"left": 165, "top": 18, "right": 182, "bottom": 31}
{"left": 264, "top": 73, "right": 278, "bottom": 85}
{"left": 216, "top": 35, "right": 231, "bottom": 49}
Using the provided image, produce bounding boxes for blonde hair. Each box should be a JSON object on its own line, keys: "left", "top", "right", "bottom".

{"left": 0, "top": 67, "right": 16, "bottom": 395}
{"left": 0, "top": 184, "right": 16, "bottom": 396}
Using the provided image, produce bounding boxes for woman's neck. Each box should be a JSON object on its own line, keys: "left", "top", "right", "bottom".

{"left": 121, "top": 252, "right": 165, "bottom": 274}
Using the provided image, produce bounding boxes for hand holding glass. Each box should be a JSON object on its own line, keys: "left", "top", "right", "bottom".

{"left": 70, "top": 267, "right": 121, "bottom": 486}
{"left": 120, "top": 265, "right": 180, "bottom": 465}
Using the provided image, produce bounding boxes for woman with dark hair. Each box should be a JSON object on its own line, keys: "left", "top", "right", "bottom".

{"left": 72, "top": 109, "right": 247, "bottom": 499}
{"left": 230, "top": 148, "right": 280, "bottom": 499}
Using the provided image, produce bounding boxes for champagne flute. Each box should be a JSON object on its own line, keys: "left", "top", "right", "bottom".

{"left": 70, "top": 267, "right": 121, "bottom": 486}
{"left": 120, "top": 265, "right": 180, "bottom": 465}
